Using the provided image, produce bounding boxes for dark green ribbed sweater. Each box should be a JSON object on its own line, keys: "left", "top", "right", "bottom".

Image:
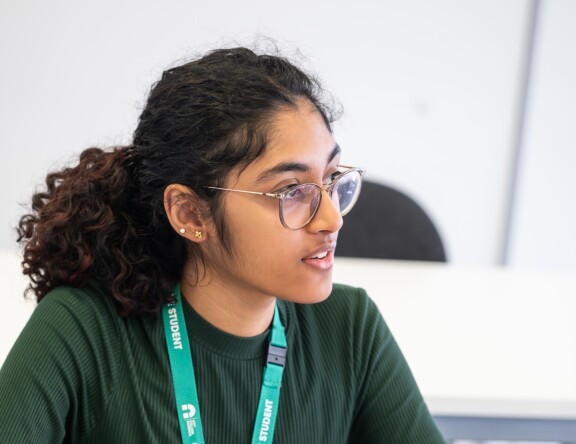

{"left": 0, "top": 283, "right": 444, "bottom": 443}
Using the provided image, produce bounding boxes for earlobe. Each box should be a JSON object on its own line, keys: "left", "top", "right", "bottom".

{"left": 163, "top": 184, "right": 208, "bottom": 242}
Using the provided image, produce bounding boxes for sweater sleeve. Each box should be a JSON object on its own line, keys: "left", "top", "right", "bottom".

{"left": 348, "top": 287, "right": 445, "bottom": 443}
{"left": 0, "top": 285, "right": 122, "bottom": 444}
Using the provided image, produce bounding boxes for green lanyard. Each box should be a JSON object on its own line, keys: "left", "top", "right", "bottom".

{"left": 162, "top": 283, "right": 287, "bottom": 444}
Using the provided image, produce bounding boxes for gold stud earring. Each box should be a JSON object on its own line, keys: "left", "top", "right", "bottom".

{"left": 179, "top": 228, "right": 186, "bottom": 234}
{"left": 194, "top": 231, "right": 203, "bottom": 239}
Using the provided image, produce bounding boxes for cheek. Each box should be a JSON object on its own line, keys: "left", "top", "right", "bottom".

{"left": 223, "top": 201, "right": 291, "bottom": 260}
{"left": 226, "top": 227, "right": 299, "bottom": 292}
{"left": 237, "top": 222, "right": 295, "bottom": 264}
{"left": 227, "top": 196, "right": 283, "bottom": 237}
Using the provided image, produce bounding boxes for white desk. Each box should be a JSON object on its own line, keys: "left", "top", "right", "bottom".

{"left": 2, "top": 252, "right": 576, "bottom": 441}
{"left": 334, "top": 258, "right": 576, "bottom": 441}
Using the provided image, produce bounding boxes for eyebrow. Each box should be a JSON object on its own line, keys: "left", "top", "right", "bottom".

{"left": 255, "top": 144, "right": 341, "bottom": 184}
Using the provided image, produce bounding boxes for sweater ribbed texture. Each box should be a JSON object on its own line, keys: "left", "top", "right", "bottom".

{"left": 0, "top": 282, "right": 445, "bottom": 443}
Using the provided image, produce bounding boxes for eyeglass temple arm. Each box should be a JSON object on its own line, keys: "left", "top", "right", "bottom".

{"left": 204, "top": 186, "right": 281, "bottom": 199}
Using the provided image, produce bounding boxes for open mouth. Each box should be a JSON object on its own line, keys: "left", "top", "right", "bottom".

{"left": 301, "top": 243, "right": 336, "bottom": 267}
{"left": 309, "top": 251, "right": 328, "bottom": 260}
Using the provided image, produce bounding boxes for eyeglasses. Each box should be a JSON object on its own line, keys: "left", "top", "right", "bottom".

{"left": 204, "top": 165, "right": 366, "bottom": 230}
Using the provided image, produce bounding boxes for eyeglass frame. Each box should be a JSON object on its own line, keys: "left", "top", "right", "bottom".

{"left": 203, "top": 165, "right": 366, "bottom": 230}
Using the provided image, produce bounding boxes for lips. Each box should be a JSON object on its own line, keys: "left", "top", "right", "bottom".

{"left": 303, "top": 243, "right": 336, "bottom": 261}
{"left": 301, "top": 242, "right": 337, "bottom": 272}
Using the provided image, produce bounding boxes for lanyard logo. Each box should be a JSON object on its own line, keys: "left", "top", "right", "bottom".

{"left": 182, "top": 404, "right": 198, "bottom": 438}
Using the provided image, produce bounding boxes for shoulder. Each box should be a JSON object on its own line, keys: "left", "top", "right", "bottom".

{"left": 288, "top": 283, "right": 387, "bottom": 342}
{"left": 289, "top": 283, "right": 396, "bottom": 371}
{"left": 18, "top": 282, "right": 125, "bottom": 369}
{"left": 37, "top": 281, "right": 115, "bottom": 311}
{"left": 0, "top": 283, "right": 126, "bottom": 442}
{"left": 32, "top": 282, "right": 122, "bottom": 336}
{"left": 21, "top": 283, "right": 125, "bottom": 380}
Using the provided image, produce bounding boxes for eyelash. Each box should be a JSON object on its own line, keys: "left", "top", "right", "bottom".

{"left": 328, "top": 170, "right": 342, "bottom": 183}
{"left": 273, "top": 171, "right": 341, "bottom": 193}
{"left": 274, "top": 183, "right": 298, "bottom": 194}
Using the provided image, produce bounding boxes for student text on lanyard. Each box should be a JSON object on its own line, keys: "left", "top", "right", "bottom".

{"left": 162, "top": 283, "right": 287, "bottom": 444}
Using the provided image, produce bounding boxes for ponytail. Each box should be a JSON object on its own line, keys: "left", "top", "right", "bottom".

{"left": 17, "top": 146, "right": 182, "bottom": 316}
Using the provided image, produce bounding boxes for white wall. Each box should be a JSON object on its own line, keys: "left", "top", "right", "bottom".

{"left": 508, "top": 0, "right": 576, "bottom": 271}
{"left": 0, "top": 0, "right": 573, "bottom": 269}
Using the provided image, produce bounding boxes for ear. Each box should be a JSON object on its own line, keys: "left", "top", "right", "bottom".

{"left": 164, "top": 184, "right": 210, "bottom": 243}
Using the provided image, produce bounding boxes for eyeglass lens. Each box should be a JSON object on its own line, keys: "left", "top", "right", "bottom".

{"left": 280, "top": 170, "right": 363, "bottom": 229}
{"left": 335, "top": 170, "right": 362, "bottom": 216}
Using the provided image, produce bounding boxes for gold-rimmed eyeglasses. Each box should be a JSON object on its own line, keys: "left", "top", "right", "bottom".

{"left": 204, "top": 165, "right": 366, "bottom": 230}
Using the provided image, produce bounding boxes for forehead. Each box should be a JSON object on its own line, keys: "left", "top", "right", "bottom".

{"left": 244, "top": 103, "right": 338, "bottom": 178}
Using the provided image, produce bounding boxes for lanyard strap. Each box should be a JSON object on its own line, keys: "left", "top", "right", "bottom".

{"left": 162, "top": 283, "right": 287, "bottom": 444}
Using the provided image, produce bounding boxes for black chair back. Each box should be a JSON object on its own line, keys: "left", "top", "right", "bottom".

{"left": 336, "top": 180, "right": 447, "bottom": 261}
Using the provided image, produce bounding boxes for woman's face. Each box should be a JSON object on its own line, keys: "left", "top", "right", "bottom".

{"left": 206, "top": 101, "right": 343, "bottom": 304}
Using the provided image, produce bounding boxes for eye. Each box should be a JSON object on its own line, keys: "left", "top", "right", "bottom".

{"left": 285, "top": 185, "right": 307, "bottom": 200}
{"left": 274, "top": 183, "right": 299, "bottom": 195}
{"left": 284, "top": 184, "right": 318, "bottom": 204}
{"left": 324, "top": 170, "right": 342, "bottom": 186}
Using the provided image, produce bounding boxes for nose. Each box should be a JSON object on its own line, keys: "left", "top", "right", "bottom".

{"left": 305, "top": 189, "right": 343, "bottom": 233}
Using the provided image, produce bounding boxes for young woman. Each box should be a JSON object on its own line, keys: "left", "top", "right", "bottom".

{"left": 0, "top": 47, "right": 445, "bottom": 443}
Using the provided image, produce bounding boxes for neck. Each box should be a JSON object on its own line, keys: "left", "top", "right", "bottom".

{"left": 179, "top": 272, "right": 277, "bottom": 338}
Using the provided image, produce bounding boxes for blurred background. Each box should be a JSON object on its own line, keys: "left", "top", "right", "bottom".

{"left": 0, "top": 0, "right": 574, "bottom": 270}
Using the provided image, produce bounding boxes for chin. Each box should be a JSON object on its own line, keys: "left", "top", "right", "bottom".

{"left": 283, "top": 280, "right": 333, "bottom": 305}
